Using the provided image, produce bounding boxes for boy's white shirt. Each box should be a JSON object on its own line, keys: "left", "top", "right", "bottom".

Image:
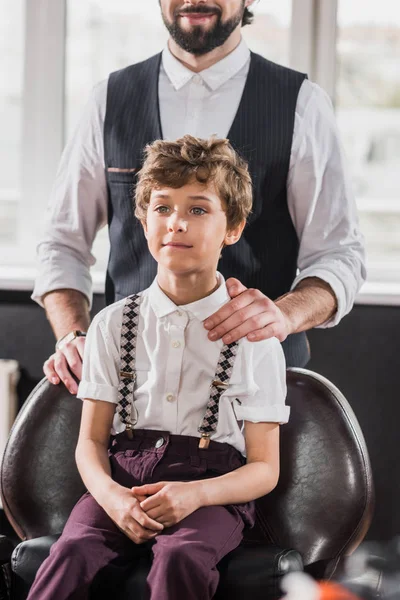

{"left": 77, "top": 273, "right": 289, "bottom": 456}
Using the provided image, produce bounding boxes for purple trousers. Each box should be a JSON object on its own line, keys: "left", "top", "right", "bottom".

{"left": 27, "top": 429, "right": 255, "bottom": 600}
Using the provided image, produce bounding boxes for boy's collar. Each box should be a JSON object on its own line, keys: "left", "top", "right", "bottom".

{"left": 161, "top": 38, "right": 250, "bottom": 91}
{"left": 148, "top": 272, "right": 230, "bottom": 322}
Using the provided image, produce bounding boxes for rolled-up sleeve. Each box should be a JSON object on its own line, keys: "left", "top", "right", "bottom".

{"left": 77, "top": 308, "right": 121, "bottom": 403}
{"left": 232, "top": 338, "right": 289, "bottom": 424}
{"left": 31, "top": 80, "right": 109, "bottom": 309}
{"left": 288, "top": 80, "right": 367, "bottom": 327}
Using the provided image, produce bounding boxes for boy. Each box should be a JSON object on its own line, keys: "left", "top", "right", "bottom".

{"left": 28, "top": 135, "right": 289, "bottom": 600}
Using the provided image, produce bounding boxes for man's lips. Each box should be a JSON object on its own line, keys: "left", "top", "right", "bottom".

{"left": 179, "top": 12, "right": 217, "bottom": 23}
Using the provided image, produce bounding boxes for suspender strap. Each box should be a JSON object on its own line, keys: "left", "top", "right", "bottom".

{"left": 198, "top": 341, "right": 239, "bottom": 448}
{"left": 117, "top": 294, "right": 141, "bottom": 437}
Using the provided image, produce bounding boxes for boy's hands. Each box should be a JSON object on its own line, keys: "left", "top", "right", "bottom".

{"left": 132, "top": 481, "right": 202, "bottom": 527}
{"left": 103, "top": 485, "right": 164, "bottom": 544}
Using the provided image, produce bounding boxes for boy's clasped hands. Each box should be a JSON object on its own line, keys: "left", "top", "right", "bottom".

{"left": 103, "top": 481, "right": 201, "bottom": 544}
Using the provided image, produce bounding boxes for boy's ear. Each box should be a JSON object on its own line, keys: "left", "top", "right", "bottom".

{"left": 224, "top": 220, "right": 246, "bottom": 247}
{"left": 141, "top": 219, "right": 148, "bottom": 238}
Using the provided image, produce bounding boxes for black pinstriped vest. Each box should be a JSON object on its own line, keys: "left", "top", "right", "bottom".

{"left": 103, "top": 52, "right": 309, "bottom": 367}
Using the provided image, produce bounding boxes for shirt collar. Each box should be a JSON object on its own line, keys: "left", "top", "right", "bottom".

{"left": 161, "top": 38, "right": 250, "bottom": 91}
{"left": 148, "top": 272, "right": 229, "bottom": 321}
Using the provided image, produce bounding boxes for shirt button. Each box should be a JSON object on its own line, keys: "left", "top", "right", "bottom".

{"left": 172, "top": 340, "right": 181, "bottom": 348}
{"left": 155, "top": 437, "right": 165, "bottom": 449}
{"left": 166, "top": 393, "right": 175, "bottom": 402}
{"left": 176, "top": 310, "right": 182, "bottom": 316}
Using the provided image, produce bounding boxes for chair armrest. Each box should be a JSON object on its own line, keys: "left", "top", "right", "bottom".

{"left": 12, "top": 535, "right": 60, "bottom": 585}
{"left": 0, "top": 535, "right": 16, "bottom": 600}
{"left": 0, "top": 536, "right": 16, "bottom": 566}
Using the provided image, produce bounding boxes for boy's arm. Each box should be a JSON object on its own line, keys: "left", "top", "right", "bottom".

{"left": 196, "top": 420, "right": 280, "bottom": 504}
{"left": 136, "top": 421, "right": 280, "bottom": 526}
{"left": 76, "top": 398, "right": 163, "bottom": 542}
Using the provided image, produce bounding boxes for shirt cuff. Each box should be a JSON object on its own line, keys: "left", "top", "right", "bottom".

{"left": 291, "top": 267, "right": 347, "bottom": 328}
{"left": 77, "top": 381, "right": 118, "bottom": 404}
{"left": 234, "top": 402, "right": 290, "bottom": 424}
{"left": 31, "top": 247, "right": 93, "bottom": 308}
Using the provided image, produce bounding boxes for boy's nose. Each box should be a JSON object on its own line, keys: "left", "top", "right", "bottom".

{"left": 168, "top": 214, "right": 188, "bottom": 233}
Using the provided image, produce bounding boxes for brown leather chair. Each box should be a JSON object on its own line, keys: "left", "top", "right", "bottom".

{"left": 0, "top": 368, "right": 374, "bottom": 600}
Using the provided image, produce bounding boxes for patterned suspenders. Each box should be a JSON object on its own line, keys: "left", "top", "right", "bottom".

{"left": 117, "top": 294, "right": 141, "bottom": 439}
{"left": 117, "top": 294, "right": 239, "bottom": 447}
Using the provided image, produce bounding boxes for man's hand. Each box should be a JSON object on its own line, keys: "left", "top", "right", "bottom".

{"left": 203, "top": 278, "right": 290, "bottom": 344}
{"left": 43, "top": 337, "right": 86, "bottom": 395}
{"left": 133, "top": 481, "right": 201, "bottom": 528}
{"left": 103, "top": 485, "right": 164, "bottom": 544}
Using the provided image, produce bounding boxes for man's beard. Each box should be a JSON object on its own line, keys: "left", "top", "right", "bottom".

{"left": 161, "top": 2, "right": 245, "bottom": 56}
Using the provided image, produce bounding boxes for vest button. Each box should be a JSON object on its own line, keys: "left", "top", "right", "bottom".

{"left": 155, "top": 437, "right": 165, "bottom": 449}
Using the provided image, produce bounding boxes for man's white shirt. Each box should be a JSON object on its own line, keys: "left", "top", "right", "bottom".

{"left": 32, "top": 39, "right": 366, "bottom": 326}
{"left": 77, "top": 274, "right": 289, "bottom": 456}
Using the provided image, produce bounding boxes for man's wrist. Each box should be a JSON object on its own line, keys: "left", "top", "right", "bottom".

{"left": 55, "top": 330, "right": 87, "bottom": 352}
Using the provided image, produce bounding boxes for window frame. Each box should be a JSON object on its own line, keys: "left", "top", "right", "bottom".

{"left": 2, "top": 0, "right": 398, "bottom": 305}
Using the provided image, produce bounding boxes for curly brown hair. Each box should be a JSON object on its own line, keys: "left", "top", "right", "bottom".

{"left": 135, "top": 135, "right": 253, "bottom": 230}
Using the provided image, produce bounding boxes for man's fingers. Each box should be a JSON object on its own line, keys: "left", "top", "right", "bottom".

{"left": 62, "top": 343, "right": 83, "bottom": 381}
{"left": 53, "top": 352, "right": 78, "bottom": 395}
{"left": 247, "top": 324, "right": 286, "bottom": 343}
{"left": 43, "top": 355, "right": 60, "bottom": 385}
{"left": 75, "top": 336, "right": 86, "bottom": 360}
{"left": 221, "top": 314, "right": 279, "bottom": 344}
{"left": 204, "top": 288, "right": 261, "bottom": 333}
{"left": 207, "top": 302, "right": 270, "bottom": 344}
{"left": 225, "top": 277, "right": 247, "bottom": 298}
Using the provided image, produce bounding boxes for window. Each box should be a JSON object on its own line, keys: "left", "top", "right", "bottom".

{"left": 242, "top": 1, "right": 291, "bottom": 66}
{"left": 0, "top": 0, "right": 25, "bottom": 247}
{"left": 336, "top": 1, "right": 400, "bottom": 280}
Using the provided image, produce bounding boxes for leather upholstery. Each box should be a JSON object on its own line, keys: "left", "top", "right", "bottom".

{"left": 0, "top": 368, "right": 374, "bottom": 598}
{"left": 12, "top": 535, "right": 303, "bottom": 600}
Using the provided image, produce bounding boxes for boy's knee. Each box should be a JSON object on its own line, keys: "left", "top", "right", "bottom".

{"left": 153, "top": 538, "right": 212, "bottom": 571}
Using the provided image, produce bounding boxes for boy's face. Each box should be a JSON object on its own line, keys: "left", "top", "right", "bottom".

{"left": 142, "top": 179, "right": 244, "bottom": 276}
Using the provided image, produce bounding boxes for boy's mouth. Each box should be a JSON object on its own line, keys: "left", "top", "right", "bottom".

{"left": 163, "top": 242, "right": 193, "bottom": 249}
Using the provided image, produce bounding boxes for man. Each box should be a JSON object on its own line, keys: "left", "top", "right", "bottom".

{"left": 33, "top": 0, "right": 366, "bottom": 395}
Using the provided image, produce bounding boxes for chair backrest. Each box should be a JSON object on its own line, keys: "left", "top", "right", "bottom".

{"left": 247, "top": 368, "right": 374, "bottom": 566}
{"left": 1, "top": 369, "right": 374, "bottom": 566}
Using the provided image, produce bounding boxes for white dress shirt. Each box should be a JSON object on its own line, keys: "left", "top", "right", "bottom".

{"left": 32, "top": 39, "right": 366, "bottom": 328}
{"left": 77, "top": 274, "right": 289, "bottom": 456}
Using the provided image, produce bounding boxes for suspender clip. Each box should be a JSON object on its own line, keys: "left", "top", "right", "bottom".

{"left": 125, "top": 423, "right": 134, "bottom": 440}
{"left": 120, "top": 371, "right": 136, "bottom": 381}
{"left": 199, "top": 433, "right": 210, "bottom": 449}
{"left": 212, "top": 379, "right": 228, "bottom": 389}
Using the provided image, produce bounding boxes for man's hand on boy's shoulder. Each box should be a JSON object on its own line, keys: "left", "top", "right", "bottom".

{"left": 203, "top": 278, "right": 291, "bottom": 345}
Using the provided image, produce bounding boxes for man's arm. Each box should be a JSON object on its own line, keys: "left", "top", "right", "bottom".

{"left": 42, "top": 290, "right": 90, "bottom": 393}
{"left": 35, "top": 81, "right": 108, "bottom": 392}
{"left": 204, "top": 80, "right": 365, "bottom": 345}
{"left": 203, "top": 276, "right": 336, "bottom": 344}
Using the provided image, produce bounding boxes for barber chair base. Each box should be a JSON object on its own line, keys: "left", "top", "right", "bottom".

{"left": 11, "top": 535, "right": 303, "bottom": 600}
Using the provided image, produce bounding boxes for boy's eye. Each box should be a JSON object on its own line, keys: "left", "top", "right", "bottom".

{"left": 191, "top": 207, "right": 207, "bottom": 216}
{"left": 155, "top": 205, "right": 170, "bottom": 214}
